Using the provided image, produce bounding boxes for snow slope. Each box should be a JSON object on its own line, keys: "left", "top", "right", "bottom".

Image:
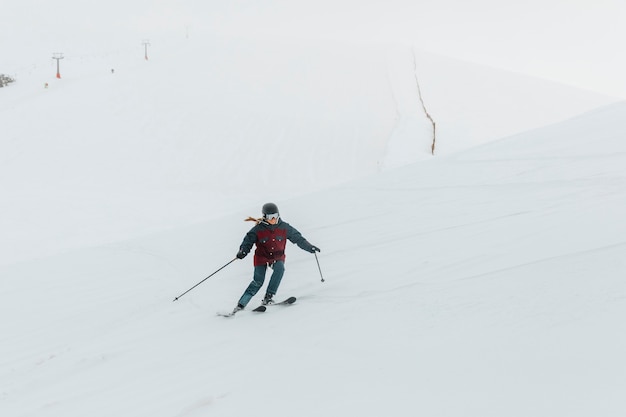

{"left": 2, "top": 35, "right": 626, "bottom": 417}
{"left": 0, "top": 35, "right": 616, "bottom": 266}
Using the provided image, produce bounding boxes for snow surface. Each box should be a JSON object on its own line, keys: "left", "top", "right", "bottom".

{"left": 2, "top": 32, "right": 626, "bottom": 417}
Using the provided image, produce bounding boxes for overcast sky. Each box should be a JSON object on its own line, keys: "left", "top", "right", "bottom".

{"left": 3, "top": 0, "right": 625, "bottom": 98}
{"left": 205, "top": 0, "right": 626, "bottom": 98}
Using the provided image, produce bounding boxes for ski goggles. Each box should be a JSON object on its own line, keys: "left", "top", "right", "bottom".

{"left": 265, "top": 213, "right": 279, "bottom": 220}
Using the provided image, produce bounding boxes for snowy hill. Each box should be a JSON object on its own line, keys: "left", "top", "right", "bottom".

{"left": 0, "top": 35, "right": 616, "bottom": 267}
{"left": 2, "top": 33, "right": 626, "bottom": 417}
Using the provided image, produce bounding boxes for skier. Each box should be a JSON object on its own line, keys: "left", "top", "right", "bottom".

{"left": 233, "top": 202, "right": 320, "bottom": 313}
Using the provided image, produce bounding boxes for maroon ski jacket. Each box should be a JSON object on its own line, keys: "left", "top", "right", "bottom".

{"left": 239, "top": 219, "right": 315, "bottom": 266}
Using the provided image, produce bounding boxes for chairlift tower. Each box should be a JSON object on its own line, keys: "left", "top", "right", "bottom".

{"left": 142, "top": 39, "right": 151, "bottom": 60}
{"left": 52, "top": 53, "right": 64, "bottom": 78}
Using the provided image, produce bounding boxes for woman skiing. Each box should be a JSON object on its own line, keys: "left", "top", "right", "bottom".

{"left": 233, "top": 202, "right": 320, "bottom": 313}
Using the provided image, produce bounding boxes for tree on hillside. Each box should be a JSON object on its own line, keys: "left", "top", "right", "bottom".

{"left": 0, "top": 74, "right": 16, "bottom": 88}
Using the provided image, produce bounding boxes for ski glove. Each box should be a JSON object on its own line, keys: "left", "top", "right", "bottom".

{"left": 308, "top": 245, "right": 321, "bottom": 253}
{"left": 236, "top": 249, "right": 247, "bottom": 259}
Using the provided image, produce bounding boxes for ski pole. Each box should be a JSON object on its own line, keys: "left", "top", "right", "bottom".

{"left": 173, "top": 258, "right": 237, "bottom": 301}
{"left": 314, "top": 252, "right": 325, "bottom": 283}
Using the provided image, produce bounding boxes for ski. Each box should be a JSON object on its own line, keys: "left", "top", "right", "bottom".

{"left": 217, "top": 305, "right": 266, "bottom": 317}
{"left": 217, "top": 297, "right": 295, "bottom": 318}
{"left": 256, "top": 296, "right": 297, "bottom": 310}
{"left": 269, "top": 296, "right": 297, "bottom": 306}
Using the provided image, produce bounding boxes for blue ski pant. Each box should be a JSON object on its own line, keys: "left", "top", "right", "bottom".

{"left": 238, "top": 261, "right": 285, "bottom": 307}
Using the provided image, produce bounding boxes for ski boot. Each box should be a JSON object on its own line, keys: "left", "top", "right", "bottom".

{"left": 261, "top": 294, "right": 274, "bottom": 306}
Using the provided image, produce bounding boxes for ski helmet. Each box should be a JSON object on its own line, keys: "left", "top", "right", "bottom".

{"left": 262, "top": 202, "right": 279, "bottom": 217}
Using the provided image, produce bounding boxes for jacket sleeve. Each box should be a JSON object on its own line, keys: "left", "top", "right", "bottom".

{"left": 239, "top": 226, "right": 258, "bottom": 253}
{"left": 285, "top": 223, "right": 314, "bottom": 252}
